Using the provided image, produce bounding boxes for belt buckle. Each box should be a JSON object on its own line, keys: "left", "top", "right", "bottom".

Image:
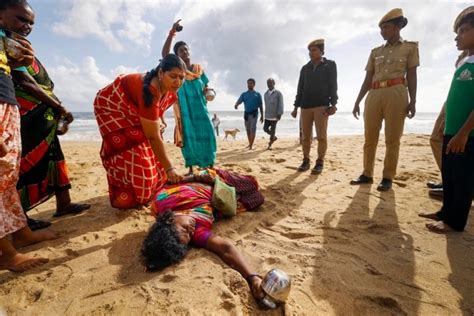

{"left": 379, "top": 81, "right": 387, "bottom": 88}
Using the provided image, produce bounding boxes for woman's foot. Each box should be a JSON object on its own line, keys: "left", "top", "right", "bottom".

{"left": 426, "top": 221, "right": 455, "bottom": 233}
{"left": 53, "top": 203, "right": 90, "bottom": 217}
{"left": 12, "top": 227, "right": 59, "bottom": 249}
{"left": 0, "top": 252, "right": 49, "bottom": 272}
{"left": 418, "top": 212, "right": 440, "bottom": 221}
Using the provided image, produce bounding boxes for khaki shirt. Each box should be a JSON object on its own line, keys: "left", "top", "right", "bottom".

{"left": 365, "top": 38, "right": 419, "bottom": 82}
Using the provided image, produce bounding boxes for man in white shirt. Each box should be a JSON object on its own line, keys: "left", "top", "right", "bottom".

{"left": 263, "top": 78, "right": 284, "bottom": 149}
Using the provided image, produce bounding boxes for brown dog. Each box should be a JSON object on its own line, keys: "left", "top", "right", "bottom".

{"left": 224, "top": 128, "right": 240, "bottom": 140}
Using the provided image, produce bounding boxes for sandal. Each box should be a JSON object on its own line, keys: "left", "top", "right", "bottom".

{"left": 27, "top": 218, "right": 52, "bottom": 231}
{"left": 53, "top": 203, "right": 91, "bottom": 217}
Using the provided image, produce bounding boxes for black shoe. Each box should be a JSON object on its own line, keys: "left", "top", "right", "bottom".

{"left": 350, "top": 175, "right": 373, "bottom": 185}
{"left": 312, "top": 163, "right": 323, "bottom": 175}
{"left": 298, "top": 159, "right": 310, "bottom": 172}
{"left": 27, "top": 217, "right": 52, "bottom": 231}
{"left": 377, "top": 178, "right": 392, "bottom": 191}
{"left": 429, "top": 188, "right": 443, "bottom": 198}
{"left": 426, "top": 181, "right": 443, "bottom": 189}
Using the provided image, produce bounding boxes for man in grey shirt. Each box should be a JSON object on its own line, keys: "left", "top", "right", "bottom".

{"left": 263, "top": 78, "right": 284, "bottom": 149}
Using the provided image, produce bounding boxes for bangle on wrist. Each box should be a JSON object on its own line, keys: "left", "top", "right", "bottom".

{"left": 169, "top": 30, "right": 176, "bottom": 37}
{"left": 245, "top": 273, "right": 260, "bottom": 285}
{"left": 165, "top": 166, "right": 175, "bottom": 174}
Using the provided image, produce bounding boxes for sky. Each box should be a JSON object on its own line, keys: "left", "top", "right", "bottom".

{"left": 25, "top": 0, "right": 472, "bottom": 113}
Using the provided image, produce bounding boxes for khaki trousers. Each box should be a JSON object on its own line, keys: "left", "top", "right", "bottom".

{"left": 430, "top": 105, "right": 445, "bottom": 173}
{"left": 363, "top": 85, "right": 408, "bottom": 180}
{"left": 301, "top": 106, "right": 328, "bottom": 163}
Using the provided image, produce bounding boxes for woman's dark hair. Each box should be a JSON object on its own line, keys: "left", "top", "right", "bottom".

{"left": 247, "top": 78, "right": 256, "bottom": 84}
{"left": 0, "top": 0, "right": 28, "bottom": 10}
{"left": 141, "top": 210, "right": 189, "bottom": 271}
{"left": 386, "top": 16, "right": 408, "bottom": 29}
{"left": 173, "top": 41, "right": 188, "bottom": 55}
{"left": 142, "top": 54, "right": 186, "bottom": 107}
{"left": 459, "top": 12, "right": 474, "bottom": 29}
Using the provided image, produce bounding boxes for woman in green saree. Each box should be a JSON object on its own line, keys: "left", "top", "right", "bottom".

{"left": 162, "top": 20, "right": 217, "bottom": 174}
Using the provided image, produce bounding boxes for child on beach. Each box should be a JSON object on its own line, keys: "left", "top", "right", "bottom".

{"left": 141, "top": 168, "right": 265, "bottom": 301}
{"left": 419, "top": 6, "right": 474, "bottom": 232}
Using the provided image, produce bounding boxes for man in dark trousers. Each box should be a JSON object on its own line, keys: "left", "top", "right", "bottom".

{"left": 263, "top": 78, "right": 284, "bottom": 150}
{"left": 420, "top": 7, "right": 474, "bottom": 233}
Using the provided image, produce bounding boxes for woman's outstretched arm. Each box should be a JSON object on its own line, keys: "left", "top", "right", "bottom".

{"left": 206, "top": 235, "right": 264, "bottom": 300}
{"left": 162, "top": 19, "right": 181, "bottom": 57}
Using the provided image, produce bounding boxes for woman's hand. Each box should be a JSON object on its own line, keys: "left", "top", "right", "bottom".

{"left": 194, "top": 173, "right": 215, "bottom": 185}
{"left": 0, "top": 138, "right": 9, "bottom": 157}
{"left": 248, "top": 275, "right": 264, "bottom": 301}
{"left": 166, "top": 168, "right": 183, "bottom": 184}
{"left": 9, "top": 37, "right": 35, "bottom": 67}
{"left": 171, "top": 19, "right": 182, "bottom": 33}
{"left": 63, "top": 111, "right": 74, "bottom": 124}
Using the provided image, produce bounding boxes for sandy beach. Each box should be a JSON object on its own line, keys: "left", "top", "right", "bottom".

{"left": 0, "top": 134, "right": 472, "bottom": 315}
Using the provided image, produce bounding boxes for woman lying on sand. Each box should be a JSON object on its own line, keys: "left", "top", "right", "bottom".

{"left": 141, "top": 168, "right": 265, "bottom": 300}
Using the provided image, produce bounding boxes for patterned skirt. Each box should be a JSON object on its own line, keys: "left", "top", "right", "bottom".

{"left": 16, "top": 103, "right": 71, "bottom": 211}
{"left": 0, "top": 103, "right": 27, "bottom": 238}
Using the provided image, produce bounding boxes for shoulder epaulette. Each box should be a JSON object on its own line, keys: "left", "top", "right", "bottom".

{"left": 404, "top": 40, "right": 419, "bottom": 46}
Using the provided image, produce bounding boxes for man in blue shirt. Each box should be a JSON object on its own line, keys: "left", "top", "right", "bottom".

{"left": 234, "top": 78, "right": 263, "bottom": 150}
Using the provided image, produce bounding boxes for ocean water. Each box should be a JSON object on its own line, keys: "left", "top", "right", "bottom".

{"left": 61, "top": 111, "right": 439, "bottom": 142}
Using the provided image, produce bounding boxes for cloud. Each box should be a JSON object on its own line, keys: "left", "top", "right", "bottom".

{"left": 48, "top": 0, "right": 473, "bottom": 112}
{"left": 47, "top": 56, "right": 112, "bottom": 111}
{"left": 52, "top": 0, "right": 161, "bottom": 53}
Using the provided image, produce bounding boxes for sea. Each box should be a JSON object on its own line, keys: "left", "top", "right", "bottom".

{"left": 61, "top": 111, "right": 439, "bottom": 142}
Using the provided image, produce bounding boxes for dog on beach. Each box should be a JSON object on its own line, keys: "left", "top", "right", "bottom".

{"left": 224, "top": 128, "right": 240, "bottom": 140}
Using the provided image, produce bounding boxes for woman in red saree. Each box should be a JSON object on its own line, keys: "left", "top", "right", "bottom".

{"left": 94, "top": 54, "right": 186, "bottom": 209}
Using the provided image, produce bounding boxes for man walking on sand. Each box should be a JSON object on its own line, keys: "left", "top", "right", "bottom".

{"left": 234, "top": 78, "right": 263, "bottom": 150}
{"left": 263, "top": 78, "right": 284, "bottom": 150}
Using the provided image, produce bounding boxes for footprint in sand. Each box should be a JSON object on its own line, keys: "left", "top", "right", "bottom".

{"left": 27, "top": 287, "right": 43, "bottom": 303}
{"left": 160, "top": 274, "right": 178, "bottom": 283}
{"left": 354, "top": 296, "right": 406, "bottom": 315}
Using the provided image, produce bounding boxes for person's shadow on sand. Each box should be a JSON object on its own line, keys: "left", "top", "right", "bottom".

{"left": 446, "top": 228, "right": 474, "bottom": 314}
{"left": 312, "top": 186, "right": 421, "bottom": 314}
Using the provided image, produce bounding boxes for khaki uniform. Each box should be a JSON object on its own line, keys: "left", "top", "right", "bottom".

{"left": 430, "top": 105, "right": 445, "bottom": 171}
{"left": 363, "top": 39, "right": 419, "bottom": 179}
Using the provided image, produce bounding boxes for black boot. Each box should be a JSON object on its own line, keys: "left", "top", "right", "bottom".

{"left": 297, "top": 158, "right": 310, "bottom": 172}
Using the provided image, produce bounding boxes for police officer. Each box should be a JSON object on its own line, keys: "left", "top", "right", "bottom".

{"left": 351, "top": 8, "right": 419, "bottom": 191}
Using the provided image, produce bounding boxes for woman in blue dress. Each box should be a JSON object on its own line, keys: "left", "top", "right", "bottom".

{"left": 162, "top": 20, "right": 217, "bottom": 174}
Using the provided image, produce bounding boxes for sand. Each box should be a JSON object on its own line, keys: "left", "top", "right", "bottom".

{"left": 0, "top": 134, "right": 473, "bottom": 315}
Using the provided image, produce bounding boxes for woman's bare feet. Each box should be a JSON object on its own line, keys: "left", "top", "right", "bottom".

{"left": 12, "top": 227, "right": 59, "bottom": 249}
{"left": 426, "top": 221, "right": 455, "bottom": 233}
{"left": 418, "top": 212, "right": 440, "bottom": 221}
{"left": 0, "top": 252, "right": 49, "bottom": 272}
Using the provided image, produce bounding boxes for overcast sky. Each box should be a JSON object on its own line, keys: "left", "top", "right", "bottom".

{"left": 27, "top": 0, "right": 471, "bottom": 113}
